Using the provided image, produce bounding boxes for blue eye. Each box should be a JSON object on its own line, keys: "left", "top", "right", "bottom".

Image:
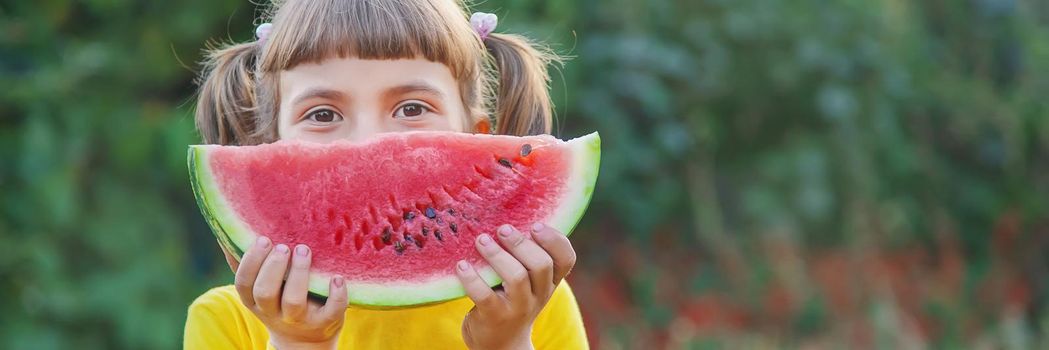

{"left": 306, "top": 108, "right": 342, "bottom": 123}
{"left": 394, "top": 103, "right": 430, "bottom": 119}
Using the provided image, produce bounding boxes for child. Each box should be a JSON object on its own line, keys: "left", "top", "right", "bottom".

{"left": 182, "top": 0, "right": 587, "bottom": 349}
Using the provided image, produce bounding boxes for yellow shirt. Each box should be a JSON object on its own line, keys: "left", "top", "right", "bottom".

{"left": 183, "top": 283, "right": 588, "bottom": 349}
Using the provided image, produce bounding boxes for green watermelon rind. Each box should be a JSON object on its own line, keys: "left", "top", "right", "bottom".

{"left": 187, "top": 132, "right": 600, "bottom": 307}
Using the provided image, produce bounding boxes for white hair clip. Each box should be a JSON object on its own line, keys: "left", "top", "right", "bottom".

{"left": 255, "top": 23, "right": 273, "bottom": 42}
{"left": 470, "top": 12, "right": 497, "bottom": 41}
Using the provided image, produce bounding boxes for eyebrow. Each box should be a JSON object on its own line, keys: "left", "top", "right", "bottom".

{"left": 290, "top": 88, "right": 349, "bottom": 107}
{"left": 382, "top": 81, "right": 447, "bottom": 101}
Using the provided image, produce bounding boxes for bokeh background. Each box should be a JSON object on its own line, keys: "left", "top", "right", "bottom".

{"left": 3, "top": 0, "right": 1049, "bottom": 348}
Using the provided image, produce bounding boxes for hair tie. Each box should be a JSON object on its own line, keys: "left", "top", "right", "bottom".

{"left": 255, "top": 23, "right": 273, "bottom": 42}
{"left": 470, "top": 12, "right": 497, "bottom": 41}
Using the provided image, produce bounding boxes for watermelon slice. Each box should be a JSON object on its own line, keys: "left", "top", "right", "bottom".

{"left": 188, "top": 131, "right": 600, "bottom": 307}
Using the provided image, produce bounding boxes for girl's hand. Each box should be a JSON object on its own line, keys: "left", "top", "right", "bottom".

{"left": 455, "top": 223, "right": 577, "bottom": 350}
{"left": 221, "top": 238, "right": 348, "bottom": 350}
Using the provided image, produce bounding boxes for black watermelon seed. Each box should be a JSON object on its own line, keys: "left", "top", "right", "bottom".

{"left": 422, "top": 227, "right": 430, "bottom": 236}
{"left": 425, "top": 207, "right": 437, "bottom": 219}
{"left": 381, "top": 228, "right": 392, "bottom": 245}
{"left": 434, "top": 230, "right": 443, "bottom": 241}
{"left": 394, "top": 241, "right": 406, "bottom": 254}
{"left": 498, "top": 158, "right": 512, "bottom": 168}
{"left": 449, "top": 222, "right": 458, "bottom": 233}
{"left": 403, "top": 211, "right": 416, "bottom": 221}
{"left": 403, "top": 233, "right": 413, "bottom": 242}
{"left": 521, "top": 144, "right": 532, "bottom": 157}
{"left": 447, "top": 209, "right": 456, "bottom": 216}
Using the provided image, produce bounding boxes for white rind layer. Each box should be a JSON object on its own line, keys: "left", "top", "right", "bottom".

{"left": 546, "top": 132, "right": 601, "bottom": 235}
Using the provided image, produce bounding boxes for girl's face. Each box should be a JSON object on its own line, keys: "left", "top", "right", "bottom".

{"left": 277, "top": 57, "right": 472, "bottom": 143}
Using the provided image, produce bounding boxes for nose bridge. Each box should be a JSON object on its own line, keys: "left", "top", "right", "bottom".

{"left": 346, "top": 106, "right": 387, "bottom": 142}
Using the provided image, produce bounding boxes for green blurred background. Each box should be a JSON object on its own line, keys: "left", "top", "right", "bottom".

{"left": 3, "top": 0, "right": 1049, "bottom": 348}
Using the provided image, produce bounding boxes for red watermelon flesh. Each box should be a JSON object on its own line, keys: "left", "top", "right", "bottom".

{"left": 189, "top": 131, "right": 600, "bottom": 307}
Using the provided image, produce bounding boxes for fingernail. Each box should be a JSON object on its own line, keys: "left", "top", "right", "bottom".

{"left": 333, "top": 275, "right": 344, "bottom": 287}
{"left": 275, "top": 244, "right": 289, "bottom": 254}
{"left": 498, "top": 225, "right": 514, "bottom": 238}
{"left": 457, "top": 260, "right": 470, "bottom": 271}
{"left": 478, "top": 234, "right": 493, "bottom": 246}
{"left": 256, "top": 237, "right": 270, "bottom": 248}
{"left": 295, "top": 244, "right": 309, "bottom": 256}
{"left": 532, "top": 222, "right": 545, "bottom": 232}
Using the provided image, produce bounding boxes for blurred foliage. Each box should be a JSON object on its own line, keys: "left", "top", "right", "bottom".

{"left": 2, "top": 0, "right": 1049, "bottom": 349}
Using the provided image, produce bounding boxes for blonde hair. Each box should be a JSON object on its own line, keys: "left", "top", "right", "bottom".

{"left": 195, "top": 0, "right": 560, "bottom": 145}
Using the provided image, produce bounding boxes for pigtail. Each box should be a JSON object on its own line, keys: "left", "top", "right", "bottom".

{"left": 483, "top": 33, "right": 562, "bottom": 136}
{"left": 194, "top": 42, "right": 260, "bottom": 145}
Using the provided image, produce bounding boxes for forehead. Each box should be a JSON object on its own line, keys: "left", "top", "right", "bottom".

{"left": 279, "top": 57, "right": 461, "bottom": 100}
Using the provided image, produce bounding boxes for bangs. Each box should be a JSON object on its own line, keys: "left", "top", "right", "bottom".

{"left": 258, "top": 0, "right": 483, "bottom": 79}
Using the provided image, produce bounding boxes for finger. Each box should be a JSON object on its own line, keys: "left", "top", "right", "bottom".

{"left": 281, "top": 244, "right": 312, "bottom": 323}
{"left": 475, "top": 233, "right": 531, "bottom": 303}
{"left": 496, "top": 225, "right": 555, "bottom": 297}
{"left": 220, "top": 241, "right": 240, "bottom": 273}
{"left": 234, "top": 237, "right": 272, "bottom": 309}
{"left": 316, "top": 275, "right": 348, "bottom": 323}
{"left": 254, "top": 243, "right": 291, "bottom": 315}
{"left": 455, "top": 260, "right": 505, "bottom": 313}
{"left": 530, "top": 223, "right": 577, "bottom": 284}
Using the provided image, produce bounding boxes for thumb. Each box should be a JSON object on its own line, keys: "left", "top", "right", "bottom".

{"left": 219, "top": 240, "right": 240, "bottom": 273}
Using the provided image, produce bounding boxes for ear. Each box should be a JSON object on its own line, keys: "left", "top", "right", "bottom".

{"left": 472, "top": 113, "right": 492, "bottom": 134}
